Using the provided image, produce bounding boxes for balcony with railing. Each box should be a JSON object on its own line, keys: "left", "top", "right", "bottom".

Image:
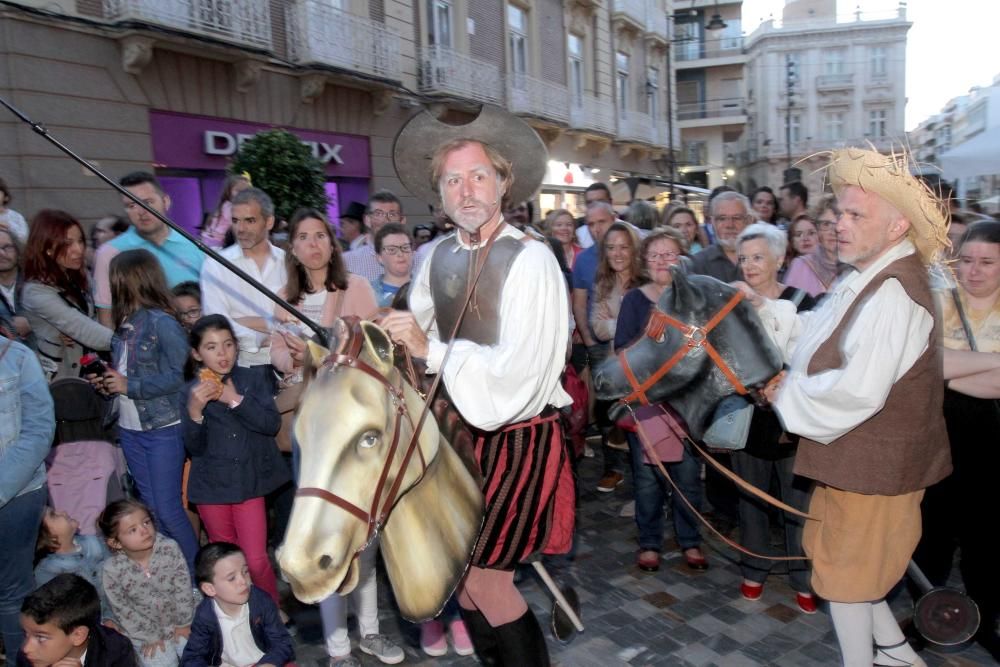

{"left": 419, "top": 46, "right": 503, "bottom": 104}
{"left": 673, "top": 35, "right": 744, "bottom": 64}
{"left": 507, "top": 74, "right": 569, "bottom": 124}
{"left": 677, "top": 97, "right": 745, "bottom": 123}
{"left": 612, "top": 0, "right": 647, "bottom": 31}
{"left": 617, "top": 110, "right": 655, "bottom": 144}
{"left": 568, "top": 95, "right": 617, "bottom": 136}
{"left": 103, "top": 0, "right": 271, "bottom": 50}
{"left": 286, "top": 0, "right": 400, "bottom": 81}
{"left": 816, "top": 73, "right": 854, "bottom": 91}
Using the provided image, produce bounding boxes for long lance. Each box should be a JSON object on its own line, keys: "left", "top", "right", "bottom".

{"left": 0, "top": 95, "right": 328, "bottom": 346}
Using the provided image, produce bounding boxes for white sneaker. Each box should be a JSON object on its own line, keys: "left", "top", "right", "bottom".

{"left": 359, "top": 634, "right": 404, "bottom": 665}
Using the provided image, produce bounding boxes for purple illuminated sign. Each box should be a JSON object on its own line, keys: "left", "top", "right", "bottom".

{"left": 149, "top": 110, "right": 371, "bottom": 178}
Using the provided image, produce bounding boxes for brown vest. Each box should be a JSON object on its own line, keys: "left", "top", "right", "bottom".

{"left": 429, "top": 233, "right": 526, "bottom": 345}
{"left": 794, "top": 252, "right": 952, "bottom": 495}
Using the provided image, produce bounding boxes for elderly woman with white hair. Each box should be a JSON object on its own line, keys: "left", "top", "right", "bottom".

{"left": 731, "top": 222, "right": 819, "bottom": 613}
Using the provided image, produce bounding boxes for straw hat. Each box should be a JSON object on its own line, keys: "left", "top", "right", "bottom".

{"left": 827, "top": 147, "right": 950, "bottom": 264}
{"left": 392, "top": 105, "right": 547, "bottom": 208}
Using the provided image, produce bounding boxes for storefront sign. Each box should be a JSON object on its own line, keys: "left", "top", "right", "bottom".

{"left": 150, "top": 111, "right": 370, "bottom": 178}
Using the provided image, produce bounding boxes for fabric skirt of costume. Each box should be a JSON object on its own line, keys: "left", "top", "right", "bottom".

{"left": 470, "top": 408, "right": 575, "bottom": 570}
{"left": 803, "top": 483, "right": 923, "bottom": 602}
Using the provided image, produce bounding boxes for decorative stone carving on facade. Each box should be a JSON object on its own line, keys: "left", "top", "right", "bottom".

{"left": 120, "top": 35, "right": 155, "bottom": 75}
{"left": 372, "top": 89, "right": 394, "bottom": 116}
{"left": 300, "top": 74, "right": 327, "bottom": 103}
{"left": 234, "top": 59, "right": 263, "bottom": 93}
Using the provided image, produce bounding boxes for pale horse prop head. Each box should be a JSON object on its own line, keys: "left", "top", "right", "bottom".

{"left": 277, "top": 319, "right": 484, "bottom": 621}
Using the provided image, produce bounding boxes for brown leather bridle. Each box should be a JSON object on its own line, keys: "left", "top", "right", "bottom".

{"left": 618, "top": 290, "right": 763, "bottom": 406}
{"left": 295, "top": 323, "right": 427, "bottom": 556}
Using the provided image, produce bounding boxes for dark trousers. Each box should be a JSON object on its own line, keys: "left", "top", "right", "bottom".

{"left": 730, "top": 451, "right": 810, "bottom": 591}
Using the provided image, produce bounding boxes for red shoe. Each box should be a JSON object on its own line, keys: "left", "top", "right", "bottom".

{"left": 636, "top": 549, "right": 660, "bottom": 572}
{"left": 740, "top": 581, "right": 764, "bottom": 601}
{"left": 683, "top": 548, "right": 709, "bottom": 571}
{"left": 796, "top": 592, "right": 818, "bottom": 614}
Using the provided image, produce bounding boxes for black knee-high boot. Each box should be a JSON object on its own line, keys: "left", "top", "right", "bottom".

{"left": 494, "top": 609, "right": 550, "bottom": 667}
{"left": 459, "top": 607, "right": 501, "bottom": 666}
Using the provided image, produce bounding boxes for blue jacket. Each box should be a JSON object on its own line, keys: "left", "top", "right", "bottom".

{"left": 0, "top": 337, "right": 54, "bottom": 508}
{"left": 180, "top": 586, "right": 294, "bottom": 667}
{"left": 111, "top": 308, "right": 189, "bottom": 430}
{"left": 182, "top": 365, "right": 289, "bottom": 505}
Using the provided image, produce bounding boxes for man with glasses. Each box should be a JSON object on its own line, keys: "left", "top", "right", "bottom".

{"left": 344, "top": 190, "right": 406, "bottom": 282}
{"left": 691, "top": 191, "right": 751, "bottom": 282}
{"left": 371, "top": 223, "right": 413, "bottom": 308}
{"left": 0, "top": 228, "right": 33, "bottom": 347}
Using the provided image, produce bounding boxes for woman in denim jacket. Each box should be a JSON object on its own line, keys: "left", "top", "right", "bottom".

{"left": 88, "top": 249, "right": 199, "bottom": 575}
{"left": 0, "top": 328, "right": 55, "bottom": 655}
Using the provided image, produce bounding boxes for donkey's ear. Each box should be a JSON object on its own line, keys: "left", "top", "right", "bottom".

{"left": 359, "top": 321, "right": 395, "bottom": 375}
{"left": 305, "top": 340, "right": 331, "bottom": 372}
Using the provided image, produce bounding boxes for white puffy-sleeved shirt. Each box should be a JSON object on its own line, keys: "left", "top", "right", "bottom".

{"left": 409, "top": 223, "right": 572, "bottom": 432}
{"left": 757, "top": 240, "right": 933, "bottom": 444}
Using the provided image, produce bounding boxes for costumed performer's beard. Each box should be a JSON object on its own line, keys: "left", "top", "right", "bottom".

{"left": 447, "top": 196, "right": 501, "bottom": 234}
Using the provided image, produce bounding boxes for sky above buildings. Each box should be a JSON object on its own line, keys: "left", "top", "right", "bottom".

{"left": 740, "top": 0, "right": 998, "bottom": 130}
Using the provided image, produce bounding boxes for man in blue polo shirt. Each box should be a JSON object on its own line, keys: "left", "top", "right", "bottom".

{"left": 93, "top": 172, "right": 204, "bottom": 327}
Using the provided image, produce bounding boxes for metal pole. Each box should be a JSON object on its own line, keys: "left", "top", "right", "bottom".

{"left": 0, "top": 95, "right": 328, "bottom": 346}
{"left": 666, "top": 6, "right": 676, "bottom": 199}
{"left": 785, "top": 54, "right": 793, "bottom": 173}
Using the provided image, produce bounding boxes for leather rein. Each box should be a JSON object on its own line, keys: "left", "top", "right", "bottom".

{"left": 294, "top": 223, "right": 508, "bottom": 559}
{"left": 617, "top": 289, "right": 812, "bottom": 560}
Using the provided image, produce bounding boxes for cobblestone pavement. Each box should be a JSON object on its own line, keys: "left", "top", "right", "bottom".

{"left": 281, "top": 455, "right": 996, "bottom": 666}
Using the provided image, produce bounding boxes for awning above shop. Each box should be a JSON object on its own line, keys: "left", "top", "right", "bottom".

{"left": 940, "top": 127, "right": 1000, "bottom": 179}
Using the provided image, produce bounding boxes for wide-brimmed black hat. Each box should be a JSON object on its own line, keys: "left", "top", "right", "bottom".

{"left": 340, "top": 201, "right": 367, "bottom": 222}
{"left": 392, "top": 105, "right": 547, "bottom": 207}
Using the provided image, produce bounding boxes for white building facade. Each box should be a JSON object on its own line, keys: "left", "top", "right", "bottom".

{"left": 738, "top": 0, "right": 909, "bottom": 196}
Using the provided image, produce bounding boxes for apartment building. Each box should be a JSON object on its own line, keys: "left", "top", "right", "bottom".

{"left": 673, "top": 0, "right": 746, "bottom": 191}
{"left": 911, "top": 78, "right": 1000, "bottom": 206}
{"left": 740, "top": 0, "right": 909, "bottom": 196}
{"left": 0, "top": 0, "right": 683, "bottom": 230}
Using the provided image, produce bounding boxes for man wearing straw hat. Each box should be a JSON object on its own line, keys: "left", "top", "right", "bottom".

{"left": 381, "top": 106, "right": 574, "bottom": 665}
{"left": 745, "top": 148, "right": 953, "bottom": 666}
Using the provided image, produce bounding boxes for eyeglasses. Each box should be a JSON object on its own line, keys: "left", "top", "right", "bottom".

{"left": 179, "top": 308, "right": 202, "bottom": 320}
{"left": 367, "top": 210, "right": 402, "bottom": 222}
{"left": 646, "top": 251, "right": 680, "bottom": 262}
{"left": 381, "top": 244, "right": 412, "bottom": 256}
{"left": 818, "top": 220, "right": 836, "bottom": 230}
{"left": 713, "top": 215, "right": 749, "bottom": 225}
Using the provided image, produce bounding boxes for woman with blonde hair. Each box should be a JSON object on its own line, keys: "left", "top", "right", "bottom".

{"left": 784, "top": 195, "right": 840, "bottom": 297}
{"left": 544, "top": 208, "right": 582, "bottom": 270}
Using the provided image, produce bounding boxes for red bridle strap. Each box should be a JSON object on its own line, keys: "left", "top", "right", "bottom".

{"left": 619, "top": 290, "right": 749, "bottom": 405}
{"left": 294, "top": 351, "right": 425, "bottom": 548}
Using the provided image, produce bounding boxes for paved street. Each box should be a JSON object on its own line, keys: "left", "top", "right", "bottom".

{"left": 282, "top": 454, "right": 996, "bottom": 666}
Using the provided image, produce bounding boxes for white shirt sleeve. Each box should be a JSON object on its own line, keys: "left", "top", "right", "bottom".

{"left": 199, "top": 256, "right": 265, "bottom": 352}
{"left": 774, "top": 279, "right": 933, "bottom": 444}
{"left": 411, "top": 238, "right": 571, "bottom": 431}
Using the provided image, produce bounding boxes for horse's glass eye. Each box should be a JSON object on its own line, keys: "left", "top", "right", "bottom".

{"left": 359, "top": 431, "right": 380, "bottom": 449}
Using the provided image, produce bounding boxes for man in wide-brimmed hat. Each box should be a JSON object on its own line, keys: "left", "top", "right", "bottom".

{"left": 745, "top": 147, "right": 953, "bottom": 666}
{"left": 382, "top": 106, "right": 574, "bottom": 665}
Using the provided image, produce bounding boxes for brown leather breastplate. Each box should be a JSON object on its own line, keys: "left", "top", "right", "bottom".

{"left": 429, "top": 233, "right": 526, "bottom": 344}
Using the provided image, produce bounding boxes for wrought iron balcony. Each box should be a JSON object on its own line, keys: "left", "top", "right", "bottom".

{"left": 507, "top": 73, "right": 569, "bottom": 124}
{"left": 816, "top": 73, "right": 854, "bottom": 90}
{"left": 617, "top": 110, "right": 655, "bottom": 144}
{"left": 104, "top": 0, "right": 271, "bottom": 50}
{"left": 568, "top": 95, "right": 616, "bottom": 136}
{"left": 677, "top": 97, "right": 745, "bottom": 121}
{"left": 419, "top": 46, "right": 503, "bottom": 104}
{"left": 613, "top": 0, "right": 647, "bottom": 31}
{"left": 287, "top": 0, "right": 400, "bottom": 81}
{"left": 674, "top": 35, "right": 744, "bottom": 62}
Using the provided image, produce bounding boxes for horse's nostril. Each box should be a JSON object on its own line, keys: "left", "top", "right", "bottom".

{"left": 318, "top": 555, "right": 333, "bottom": 570}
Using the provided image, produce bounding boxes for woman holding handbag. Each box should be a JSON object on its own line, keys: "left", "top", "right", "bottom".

{"left": 915, "top": 220, "right": 1000, "bottom": 660}
{"left": 613, "top": 228, "right": 708, "bottom": 573}
{"left": 731, "top": 223, "right": 817, "bottom": 613}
